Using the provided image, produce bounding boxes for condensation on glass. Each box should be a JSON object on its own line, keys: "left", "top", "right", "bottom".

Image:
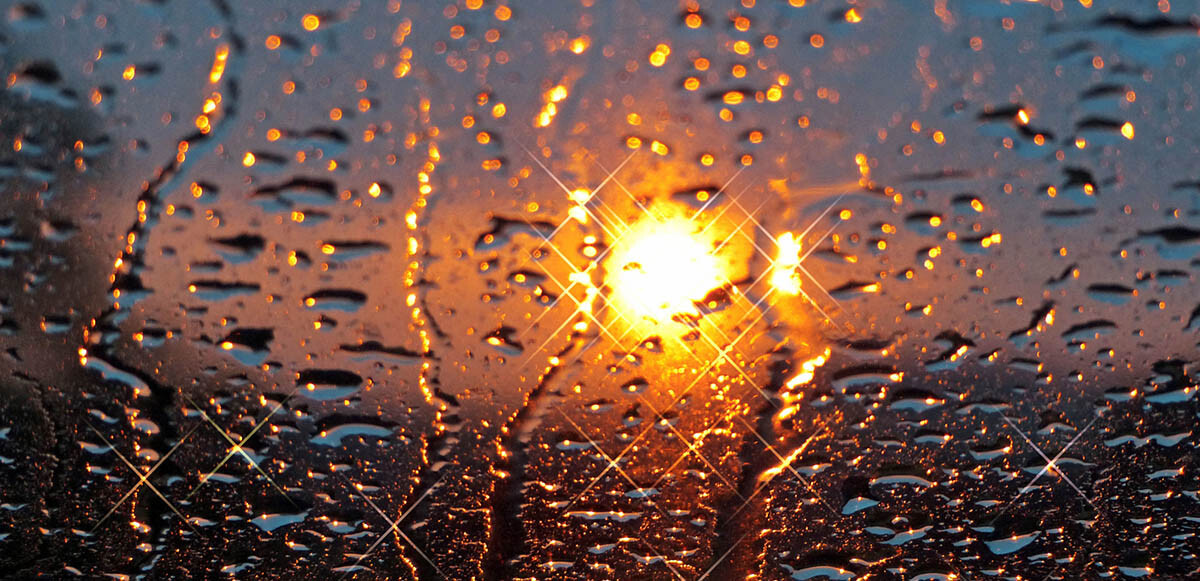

{"left": 0, "top": 0, "right": 1197, "bottom": 579}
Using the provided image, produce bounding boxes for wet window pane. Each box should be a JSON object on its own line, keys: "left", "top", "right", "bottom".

{"left": 2, "top": 0, "right": 1198, "bottom": 579}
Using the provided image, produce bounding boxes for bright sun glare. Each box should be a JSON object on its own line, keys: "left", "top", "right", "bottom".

{"left": 605, "top": 217, "right": 726, "bottom": 325}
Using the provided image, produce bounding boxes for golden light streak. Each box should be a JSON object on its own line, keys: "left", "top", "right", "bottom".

{"left": 771, "top": 232, "right": 803, "bottom": 295}
{"left": 208, "top": 45, "right": 229, "bottom": 83}
{"left": 784, "top": 348, "right": 830, "bottom": 391}
{"left": 759, "top": 440, "right": 806, "bottom": 482}
{"left": 535, "top": 84, "right": 569, "bottom": 127}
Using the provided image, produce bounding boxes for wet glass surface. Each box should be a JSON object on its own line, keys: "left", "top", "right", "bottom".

{"left": 1, "top": 0, "right": 1199, "bottom": 579}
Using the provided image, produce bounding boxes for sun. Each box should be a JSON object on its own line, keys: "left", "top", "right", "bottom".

{"left": 604, "top": 216, "right": 727, "bottom": 326}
